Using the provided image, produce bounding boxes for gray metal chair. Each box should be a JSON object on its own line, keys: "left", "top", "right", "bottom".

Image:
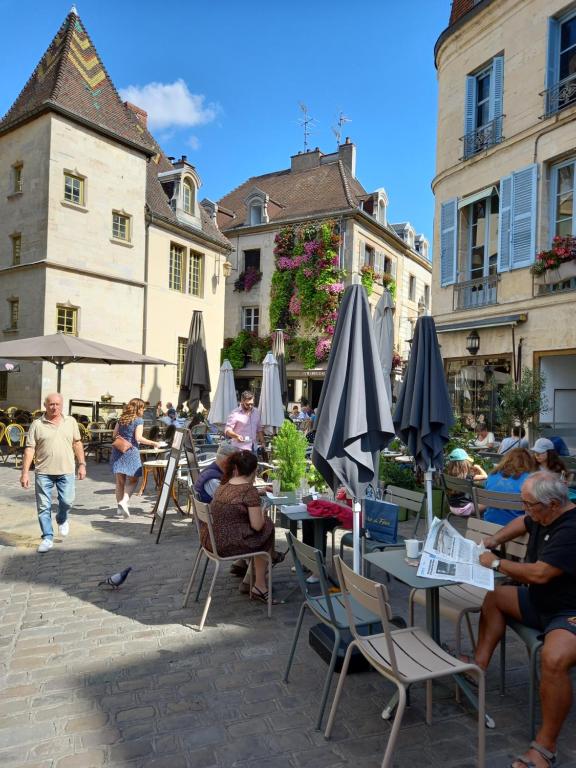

{"left": 283, "top": 532, "right": 381, "bottom": 731}
{"left": 472, "top": 486, "right": 525, "bottom": 519}
{"left": 183, "top": 497, "right": 273, "bottom": 629}
{"left": 442, "top": 473, "right": 477, "bottom": 519}
{"left": 325, "top": 556, "right": 486, "bottom": 768}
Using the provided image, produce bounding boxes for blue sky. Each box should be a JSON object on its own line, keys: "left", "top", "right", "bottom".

{"left": 0, "top": 1, "right": 449, "bottom": 247}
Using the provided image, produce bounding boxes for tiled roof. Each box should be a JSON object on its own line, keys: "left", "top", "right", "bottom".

{"left": 216, "top": 160, "right": 368, "bottom": 231}
{"left": 0, "top": 11, "right": 154, "bottom": 154}
{"left": 449, "top": 0, "right": 491, "bottom": 25}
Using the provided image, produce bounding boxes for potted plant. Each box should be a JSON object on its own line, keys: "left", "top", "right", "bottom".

{"left": 497, "top": 367, "right": 547, "bottom": 439}
{"left": 272, "top": 420, "right": 308, "bottom": 491}
{"left": 530, "top": 236, "right": 576, "bottom": 284}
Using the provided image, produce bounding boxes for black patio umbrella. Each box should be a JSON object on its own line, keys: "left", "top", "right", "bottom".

{"left": 312, "top": 284, "right": 395, "bottom": 572}
{"left": 0, "top": 359, "right": 20, "bottom": 372}
{"left": 393, "top": 315, "right": 454, "bottom": 526}
{"left": 272, "top": 329, "right": 288, "bottom": 408}
{"left": 177, "top": 310, "right": 211, "bottom": 414}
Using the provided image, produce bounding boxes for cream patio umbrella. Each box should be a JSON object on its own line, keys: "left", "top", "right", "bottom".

{"left": 208, "top": 359, "right": 238, "bottom": 425}
{"left": 258, "top": 352, "right": 285, "bottom": 429}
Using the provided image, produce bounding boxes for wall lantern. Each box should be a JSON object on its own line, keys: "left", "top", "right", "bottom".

{"left": 222, "top": 260, "right": 232, "bottom": 278}
{"left": 466, "top": 329, "right": 480, "bottom": 356}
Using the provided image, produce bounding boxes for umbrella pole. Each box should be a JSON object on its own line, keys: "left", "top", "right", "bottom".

{"left": 56, "top": 363, "right": 64, "bottom": 392}
{"left": 352, "top": 500, "right": 361, "bottom": 574}
{"left": 425, "top": 468, "right": 434, "bottom": 529}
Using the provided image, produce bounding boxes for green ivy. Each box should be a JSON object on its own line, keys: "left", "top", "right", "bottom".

{"left": 269, "top": 269, "right": 296, "bottom": 331}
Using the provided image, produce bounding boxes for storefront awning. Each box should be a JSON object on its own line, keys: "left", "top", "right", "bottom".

{"left": 235, "top": 361, "right": 328, "bottom": 379}
{"left": 435, "top": 313, "right": 527, "bottom": 334}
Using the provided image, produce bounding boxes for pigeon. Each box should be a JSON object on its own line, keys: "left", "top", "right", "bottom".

{"left": 98, "top": 566, "right": 132, "bottom": 589}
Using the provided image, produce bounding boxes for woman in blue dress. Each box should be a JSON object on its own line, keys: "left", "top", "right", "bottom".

{"left": 111, "top": 398, "right": 161, "bottom": 518}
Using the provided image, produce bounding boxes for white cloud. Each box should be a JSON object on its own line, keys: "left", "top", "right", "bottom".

{"left": 119, "top": 79, "right": 218, "bottom": 130}
{"left": 187, "top": 135, "right": 201, "bottom": 150}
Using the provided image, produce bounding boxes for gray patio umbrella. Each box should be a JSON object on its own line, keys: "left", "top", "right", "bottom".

{"left": 177, "top": 310, "right": 211, "bottom": 414}
{"left": 0, "top": 359, "right": 20, "bottom": 372}
{"left": 258, "top": 352, "right": 285, "bottom": 429}
{"left": 208, "top": 359, "right": 237, "bottom": 425}
{"left": 373, "top": 289, "right": 395, "bottom": 405}
{"left": 393, "top": 315, "right": 454, "bottom": 527}
{"left": 312, "top": 284, "right": 395, "bottom": 572}
{"left": 0, "top": 333, "right": 172, "bottom": 390}
{"left": 272, "top": 329, "right": 288, "bottom": 408}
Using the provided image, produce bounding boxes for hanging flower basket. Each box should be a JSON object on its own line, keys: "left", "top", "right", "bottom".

{"left": 234, "top": 266, "right": 262, "bottom": 292}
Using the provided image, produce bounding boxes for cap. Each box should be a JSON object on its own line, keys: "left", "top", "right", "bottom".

{"left": 531, "top": 438, "right": 555, "bottom": 454}
{"left": 449, "top": 448, "right": 471, "bottom": 462}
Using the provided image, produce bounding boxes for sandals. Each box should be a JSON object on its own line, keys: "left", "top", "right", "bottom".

{"left": 250, "top": 586, "right": 278, "bottom": 605}
{"left": 511, "top": 741, "right": 557, "bottom": 768}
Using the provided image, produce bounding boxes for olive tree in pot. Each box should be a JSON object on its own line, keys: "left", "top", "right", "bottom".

{"left": 272, "top": 420, "right": 308, "bottom": 491}
{"left": 497, "top": 366, "right": 547, "bottom": 442}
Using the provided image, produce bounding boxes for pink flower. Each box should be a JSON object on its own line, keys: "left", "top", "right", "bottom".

{"left": 289, "top": 293, "right": 301, "bottom": 315}
{"left": 326, "top": 282, "right": 344, "bottom": 294}
{"left": 315, "top": 337, "right": 332, "bottom": 360}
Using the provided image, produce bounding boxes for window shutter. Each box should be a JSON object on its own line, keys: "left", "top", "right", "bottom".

{"left": 510, "top": 164, "right": 538, "bottom": 270}
{"left": 546, "top": 18, "right": 560, "bottom": 114}
{"left": 440, "top": 198, "right": 458, "bottom": 286}
{"left": 490, "top": 56, "right": 504, "bottom": 141}
{"left": 498, "top": 174, "right": 513, "bottom": 272}
{"left": 464, "top": 76, "right": 476, "bottom": 137}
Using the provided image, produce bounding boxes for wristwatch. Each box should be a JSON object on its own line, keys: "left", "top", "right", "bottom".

{"left": 78, "top": 462, "right": 86, "bottom": 467}
{"left": 490, "top": 559, "right": 501, "bottom": 571}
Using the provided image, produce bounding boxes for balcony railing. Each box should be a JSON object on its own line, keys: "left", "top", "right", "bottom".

{"left": 453, "top": 274, "right": 499, "bottom": 310}
{"left": 543, "top": 72, "right": 576, "bottom": 118}
{"left": 461, "top": 116, "right": 503, "bottom": 159}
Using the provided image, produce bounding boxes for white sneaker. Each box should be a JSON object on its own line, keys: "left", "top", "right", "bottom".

{"left": 37, "top": 539, "right": 54, "bottom": 553}
{"left": 306, "top": 574, "right": 320, "bottom": 584}
{"left": 117, "top": 504, "right": 130, "bottom": 519}
{"left": 59, "top": 521, "right": 69, "bottom": 537}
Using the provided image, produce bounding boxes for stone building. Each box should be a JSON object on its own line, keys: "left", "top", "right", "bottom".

{"left": 0, "top": 9, "right": 231, "bottom": 413}
{"left": 433, "top": 0, "right": 576, "bottom": 439}
{"left": 216, "top": 142, "right": 431, "bottom": 405}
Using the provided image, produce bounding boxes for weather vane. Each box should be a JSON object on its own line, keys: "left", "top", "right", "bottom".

{"left": 332, "top": 111, "right": 352, "bottom": 147}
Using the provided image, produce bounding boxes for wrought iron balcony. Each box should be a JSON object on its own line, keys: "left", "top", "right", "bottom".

{"left": 453, "top": 274, "right": 499, "bottom": 310}
{"left": 543, "top": 73, "right": 576, "bottom": 118}
{"left": 461, "top": 116, "right": 504, "bottom": 159}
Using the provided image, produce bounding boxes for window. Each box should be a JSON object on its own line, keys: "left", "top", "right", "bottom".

{"left": 0, "top": 372, "right": 7, "bottom": 400}
{"left": 384, "top": 256, "right": 392, "bottom": 275}
{"left": 56, "top": 305, "right": 78, "bottom": 335}
{"left": 64, "top": 173, "right": 84, "bottom": 205}
{"left": 188, "top": 251, "right": 204, "bottom": 296}
{"left": 12, "top": 164, "right": 22, "bottom": 194}
{"left": 466, "top": 192, "right": 499, "bottom": 281}
{"left": 546, "top": 12, "right": 576, "bottom": 116}
{"left": 11, "top": 234, "right": 21, "bottom": 266}
{"left": 463, "top": 56, "right": 504, "bottom": 158}
{"left": 242, "top": 307, "right": 259, "bottom": 333}
{"left": 8, "top": 299, "right": 18, "bottom": 330}
{"left": 424, "top": 284, "right": 430, "bottom": 308}
{"left": 183, "top": 178, "right": 194, "bottom": 214}
{"left": 551, "top": 158, "right": 576, "bottom": 238}
{"left": 176, "top": 337, "right": 187, "bottom": 385}
{"left": 244, "top": 249, "right": 261, "bottom": 271}
{"left": 408, "top": 275, "right": 416, "bottom": 301}
{"left": 112, "top": 211, "right": 130, "bottom": 241}
{"left": 364, "top": 244, "right": 375, "bottom": 267}
{"left": 250, "top": 203, "right": 263, "bottom": 226}
{"left": 169, "top": 243, "right": 185, "bottom": 291}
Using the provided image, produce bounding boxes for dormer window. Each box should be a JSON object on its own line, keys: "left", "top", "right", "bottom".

{"left": 183, "top": 178, "right": 194, "bottom": 215}
{"left": 244, "top": 187, "right": 269, "bottom": 227}
{"left": 250, "top": 203, "right": 263, "bottom": 226}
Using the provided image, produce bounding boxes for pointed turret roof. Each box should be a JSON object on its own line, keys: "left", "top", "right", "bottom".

{"left": 0, "top": 10, "right": 154, "bottom": 155}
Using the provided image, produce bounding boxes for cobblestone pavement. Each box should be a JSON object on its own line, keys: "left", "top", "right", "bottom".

{"left": 0, "top": 461, "right": 575, "bottom": 768}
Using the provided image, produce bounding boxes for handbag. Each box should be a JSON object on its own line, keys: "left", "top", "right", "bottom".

{"left": 112, "top": 434, "right": 133, "bottom": 453}
{"left": 364, "top": 498, "right": 399, "bottom": 545}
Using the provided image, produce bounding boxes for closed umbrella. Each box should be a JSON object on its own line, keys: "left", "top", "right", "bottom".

{"left": 258, "top": 352, "right": 285, "bottom": 428}
{"left": 312, "top": 284, "right": 395, "bottom": 572}
{"left": 373, "top": 289, "right": 394, "bottom": 405}
{"left": 0, "top": 333, "right": 171, "bottom": 390}
{"left": 178, "top": 311, "right": 211, "bottom": 414}
{"left": 393, "top": 315, "right": 454, "bottom": 527}
{"left": 272, "top": 329, "right": 288, "bottom": 407}
{"left": 208, "top": 359, "right": 237, "bottom": 425}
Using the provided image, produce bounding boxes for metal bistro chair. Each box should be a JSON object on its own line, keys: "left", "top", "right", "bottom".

{"left": 3, "top": 423, "right": 26, "bottom": 466}
{"left": 472, "top": 486, "right": 525, "bottom": 522}
{"left": 283, "top": 532, "right": 382, "bottom": 731}
{"left": 182, "top": 497, "right": 273, "bottom": 629}
{"left": 441, "top": 473, "right": 477, "bottom": 519}
{"left": 325, "top": 557, "right": 486, "bottom": 768}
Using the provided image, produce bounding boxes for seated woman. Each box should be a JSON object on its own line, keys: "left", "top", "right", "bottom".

{"left": 445, "top": 448, "right": 487, "bottom": 517}
{"left": 482, "top": 447, "right": 536, "bottom": 525}
{"left": 205, "top": 451, "right": 281, "bottom": 603}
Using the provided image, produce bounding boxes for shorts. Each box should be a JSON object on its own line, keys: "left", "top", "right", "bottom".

{"left": 517, "top": 586, "right": 576, "bottom": 637}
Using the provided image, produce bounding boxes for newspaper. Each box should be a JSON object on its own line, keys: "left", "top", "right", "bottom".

{"left": 416, "top": 518, "right": 494, "bottom": 590}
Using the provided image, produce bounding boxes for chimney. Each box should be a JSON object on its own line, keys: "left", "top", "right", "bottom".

{"left": 291, "top": 147, "right": 322, "bottom": 172}
{"left": 338, "top": 137, "right": 356, "bottom": 178}
{"left": 124, "top": 101, "right": 148, "bottom": 128}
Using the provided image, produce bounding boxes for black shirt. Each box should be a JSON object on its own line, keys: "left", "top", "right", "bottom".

{"left": 524, "top": 507, "right": 576, "bottom": 615}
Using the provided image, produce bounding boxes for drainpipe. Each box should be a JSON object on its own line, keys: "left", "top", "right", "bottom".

{"left": 140, "top": 209, "right": 150, "bottom": 398}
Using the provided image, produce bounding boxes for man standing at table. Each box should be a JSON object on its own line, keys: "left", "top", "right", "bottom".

{"left": 20, "top": 393, "right": 86, "bottom": 553}
{"left": 225, "top": 391, "right": 265, "bottom": 453}
{"left": 475, "top": 471, "right": 576, "bottom": 768}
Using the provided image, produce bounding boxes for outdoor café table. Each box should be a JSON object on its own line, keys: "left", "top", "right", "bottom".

{"left": 137, "top": 455, "right": 186, "bottom": 496}
{"left": 364, "top": 548, "right": 495, "bottom": 728}
{"left": 278, "top": 502, "right": 340, "bottom": 553}
{"left": 89, "top": 428, "right": 114, "bottom": 443}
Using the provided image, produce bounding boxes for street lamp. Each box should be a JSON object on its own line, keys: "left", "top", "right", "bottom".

{"left": 466, "top": 329, "right": 480, "bottom": 356}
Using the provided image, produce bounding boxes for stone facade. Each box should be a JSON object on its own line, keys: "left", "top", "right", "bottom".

{"left": 432, "top": 0, "right": 576, "bottom": 437}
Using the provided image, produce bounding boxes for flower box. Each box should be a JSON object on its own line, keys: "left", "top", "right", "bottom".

{"left": 541, "top": 259, "right": 576, "bottom": 285}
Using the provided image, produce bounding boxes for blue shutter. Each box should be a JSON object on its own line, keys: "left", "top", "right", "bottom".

{"left": 498, "top": 175, "right": 513, "bottom": 272}
{"left": 546, "top": 17, "right": 561, "bottom": 115}
{"left": 464, "top": 76, "right": 476, "bottom": 142}
{"left": 490, "top": 56, "right": 504, "bottom": 141}
{"left": 440, "top": 199, "right": 458, "bottom": 286}
{"left": 511, "top": 164, "right": 538, "bottom": 270}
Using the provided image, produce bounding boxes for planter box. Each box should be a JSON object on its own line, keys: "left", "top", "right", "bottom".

{"left": 538, "top": 260, "right": 576, "bottom": 285}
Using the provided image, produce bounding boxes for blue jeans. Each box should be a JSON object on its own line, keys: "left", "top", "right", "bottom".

{"left": 35, "top": 474, "right": 75, "bottom": 540}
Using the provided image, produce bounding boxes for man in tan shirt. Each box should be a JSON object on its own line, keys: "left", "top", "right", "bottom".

{"left": 20, "top": 393, "right": 86, "bottom": 553}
